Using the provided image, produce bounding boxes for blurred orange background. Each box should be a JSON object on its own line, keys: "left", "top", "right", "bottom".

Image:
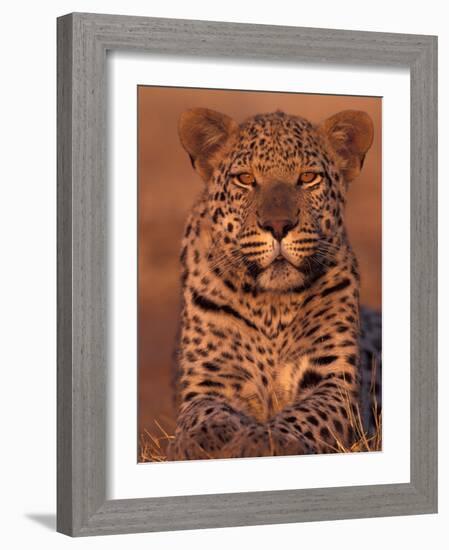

{"left": 138, "top": 86, "right": 382, "bottom": 448}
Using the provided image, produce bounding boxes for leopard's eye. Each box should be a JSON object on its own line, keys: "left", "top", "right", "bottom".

{"left": 298, "top": 172, "right": 322, "bottom": 187}
{"left": 233, "top": 173, "right": 256, "bottom": 188}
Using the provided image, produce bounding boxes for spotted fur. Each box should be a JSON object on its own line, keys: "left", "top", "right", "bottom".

{"left": 168, "top": 108, "right": 380, "bottom": 460}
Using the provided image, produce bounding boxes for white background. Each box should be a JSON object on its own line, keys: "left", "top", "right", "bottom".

{"left": 0, "top": 1, "right": 445, "bottom": 549}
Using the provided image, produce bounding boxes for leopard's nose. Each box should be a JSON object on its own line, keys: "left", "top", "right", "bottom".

{"left": 258, "top": 218, "right": 296, "bottom": 241}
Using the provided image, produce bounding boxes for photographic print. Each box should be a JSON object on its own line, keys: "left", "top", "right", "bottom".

{"left": 138, "top": 86, "right": 382, "bottom": 462}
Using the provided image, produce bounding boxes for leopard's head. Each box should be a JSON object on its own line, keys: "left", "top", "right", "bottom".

{"left": 179, "top": 108, "right": 373, "bottom": 292}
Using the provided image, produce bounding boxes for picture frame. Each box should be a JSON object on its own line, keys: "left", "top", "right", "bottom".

{"left": 57, "top": 12, "right": 437, "bottom": 536}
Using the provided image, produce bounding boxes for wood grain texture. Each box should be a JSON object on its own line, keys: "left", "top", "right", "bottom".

{"left": 57, "top": 12, "right": 438, "bottom": 536}
{"left": 57, "top": 13, "right": 74, "bottom": 536}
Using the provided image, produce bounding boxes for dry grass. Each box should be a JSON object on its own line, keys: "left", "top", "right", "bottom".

{"left": 325, "top": 357, "right": 382, "bottom": 454}
{"left": 138, "top": 360, "right": 382, "bottom": 462}
{"left": 139, "top": 418, "right": 176, "bottom": 463}
{"left": 323, "top": 385, "right": 382, "bottom": 454}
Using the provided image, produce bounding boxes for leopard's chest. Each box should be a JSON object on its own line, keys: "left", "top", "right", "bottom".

{"left": 237, "top": 338, "right": 310, "bottom": 422}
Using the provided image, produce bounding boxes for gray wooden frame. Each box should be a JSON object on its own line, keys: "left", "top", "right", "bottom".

{"left": 57, "top": 12, "right": 438, "bottom": 537}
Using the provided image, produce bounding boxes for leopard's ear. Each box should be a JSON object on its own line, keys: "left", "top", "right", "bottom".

{"left": 178, "top": 108, "right": 238, "bottom": 182}
{"left": 320, "top": 110, "right": 374, "bottom": 182}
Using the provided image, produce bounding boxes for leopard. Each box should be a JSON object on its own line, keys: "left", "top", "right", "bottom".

{"left": 167, "top": 107, "right": 381, "bottom": 461}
